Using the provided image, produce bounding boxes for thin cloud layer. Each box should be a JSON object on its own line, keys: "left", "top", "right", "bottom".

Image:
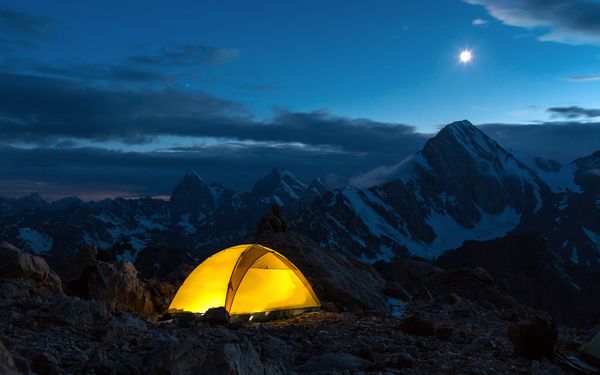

{"left": 548, "top": 106, "right": 600, "bottom": 119}
{"left": 566, "top": 75, "right": 600, "bottom": 82}
{"left": 465, "top": 0, "right": 600, "bottom": 45}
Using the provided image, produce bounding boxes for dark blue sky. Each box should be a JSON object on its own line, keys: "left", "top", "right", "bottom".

{"left": 1, "top": 0, "right": 600, "bottom": 199}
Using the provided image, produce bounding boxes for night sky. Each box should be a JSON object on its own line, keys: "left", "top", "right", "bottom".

{"left": 1, "top": 0, "right": 600, "bottom": 200}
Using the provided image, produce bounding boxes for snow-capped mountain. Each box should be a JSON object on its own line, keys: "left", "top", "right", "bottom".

{"left": 516, "top": 151, "right": 600, "bottom": 269}
{"left": 295, "top": 120, "right": 600, "bottom": 266}
{"left": 0, "top": 168, "right": 321, "bottom": 263}
{"left": 0, "top": 120, "right": 597, "bottom": 270}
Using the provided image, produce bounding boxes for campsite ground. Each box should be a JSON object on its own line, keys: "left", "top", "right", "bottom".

{"left": 0, "top": 263, "right": 590, "bottom": 374}
{"left": 0, "top": 234, "right": 593, "bottom": 374}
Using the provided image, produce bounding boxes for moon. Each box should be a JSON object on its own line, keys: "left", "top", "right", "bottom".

{"left": 459, "top": 49, "right": 473, "bottom": 64}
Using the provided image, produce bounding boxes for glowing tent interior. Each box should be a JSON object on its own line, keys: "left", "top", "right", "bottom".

{"left": 168, "top": 244, "right": 320, "bottom": 316}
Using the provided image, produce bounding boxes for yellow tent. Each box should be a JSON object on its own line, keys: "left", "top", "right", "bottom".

{"left": 168, "top": 244, "right": 320, "bottom": 316}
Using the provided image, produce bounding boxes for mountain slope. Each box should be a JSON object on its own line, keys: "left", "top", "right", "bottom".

{"left": 295, "top": 120, "right": 594, "bottom": 263}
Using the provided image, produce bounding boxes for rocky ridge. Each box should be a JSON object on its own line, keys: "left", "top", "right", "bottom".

{"left": 0, "top": 233, "right": 595, "bottom": 374}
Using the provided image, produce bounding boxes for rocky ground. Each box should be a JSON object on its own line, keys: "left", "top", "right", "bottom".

{"left": 0, "top": 214, "right": 598, "bottom": 374}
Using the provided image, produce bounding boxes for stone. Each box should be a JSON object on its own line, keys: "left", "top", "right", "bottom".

{"left": 0, "top": 242, "right": 62, "bottom": 293}
{"left": 383, "top": 281, "right": 412, "bottom": 301}
{"left": 88, "top": 261, "right": 156, "bottom": 318}
{"left": 202, "top": 307, "right": 230, "bottom": 325}
{"left": 530, "top": 359, "right": 563, "bottom": 375}
{"left": 146, "top": 337, "right": 208, "bottom": 375}
{"left": 396, "top": 315, "right": 435, "bottom": 337}
{"left": 436, "top": 327, "right": 454, "bottom": 340}
{"left": 254, "top": 205, "right": 291, "bottom": 234}
{"left": 261, "top": 335, "right": 292, "bottom": 363}
{"left": 507, "top": 314, "right": 558, "bottom": 360}
{"left": 0, "top": 341, "right": 20, "bottom": 375}
{"left": 394, "top": 352, "right": 415, "bottom": 369}
{"left": 203, "top": 337, "right": 272, "bottom": 375}
{"left": 296, "top": 352, "right": 370, "bottom": 373}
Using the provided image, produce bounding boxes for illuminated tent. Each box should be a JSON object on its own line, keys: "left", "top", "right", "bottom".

{"left": 168, "top": 244, "right": 320, "bottom": 316}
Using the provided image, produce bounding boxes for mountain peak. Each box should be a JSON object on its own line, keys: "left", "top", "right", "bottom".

{"left": 437, "top": 120, "right": 480, "bottom": 139}
{"left": 250, "top": 168, "right": 307, "bottom": 205}
{"left": 423, "top": 119, "right": 504, "bottom": 160}
{"left": 170, "top": 171, "right": 214, "bottom": 219}
{"left": 182, "top": 170, "right": 205, "bottom": 183}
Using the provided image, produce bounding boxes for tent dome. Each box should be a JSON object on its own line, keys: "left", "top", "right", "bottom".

{"left": 168, "top": 244, "right": 320, "bottom": 316}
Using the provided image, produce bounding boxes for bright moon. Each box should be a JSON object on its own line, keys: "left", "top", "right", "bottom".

{"left": 459, "top": 49, "right": 473, "bottom": 64}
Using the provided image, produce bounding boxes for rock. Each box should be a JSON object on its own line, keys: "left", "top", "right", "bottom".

{"left": 320, "top": 301, "right": 339, "bottom": 313}
{"left": 134, "top": 246, "right": 196, "bottom": 280}
{"left": 436, "top": 327, "right": 453, "bottom": 340}
{"left": 0, "top": 341, "right": 20, "bottom": 375}
{"left": 426, "top": 267, "right": 519, "bottom": 310}
{"left": 54, "top": 245, "right": 109, "bottom": 297}
{"left": 255, "top": 205, "right": 290, "bottom": 234}
{"left": 147, "top": 279, "right": 176, "bottom": 314}
{"left": 394, "top": 352, "right": 415, "bottom": 369}
{"left": 0, "top": 242, "right": 62, "bottom": 293}
{"left": 147, "top": 337, "right": 208, "bottom": 375}
{"left": 88, "top": 261, "right": 156, "bottom": 318}
{"left": 396, "top": 315, "right": 435, "bottom": 337}
{"left": 246, "top": 229, "right": 388, "bottom": 315}
{"left": 204, "top": 337, "right": 275, "bottom": 375}
{"left": 530, "top": 359, "right": 563, "bottom": 375}
{"left": 507, "top": 314, "right": 558, "bottom": 360}
{"left": 203, "top": 307, "right": 230, "bottom": 325}
{"left": 374, "top": 257, "right": 440, "bottom": 296}
{"left": 261, "top": 335, "right": 292, "bottom": 363}
{"left": 296, "top": 352, "right": 370, "bottom": 373}
{"left": 25, "top": 349, "right": 63, "bottom": 375}
{"left": 383, "top": 281, "right": 412, "bottom": 301}
{"left": 35, "top": 294, "right": 111, "bottom": 328}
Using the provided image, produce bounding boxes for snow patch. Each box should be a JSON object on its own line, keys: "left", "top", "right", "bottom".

{"left": 583, "top": 227, "right": 600, "bottom": 250}
{"left": 18, "top": 227, "right": 53, "bottom": 254}
{"left": 177, "top": 213, "right": 197, "bottom": 234}
{"left": 413, "top": 206, "right": 521, "bottom": 259}
{"left": 387, "top": 297, "right": 406, "bottom": 318}
{"left": 571, "top": 247, "right": 579, "bottom": 264}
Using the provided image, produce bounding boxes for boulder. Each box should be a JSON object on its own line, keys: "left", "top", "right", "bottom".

{"left": 0, "top": 341, "right": 20, "bottom": 375}
{"left": 203, "top": 337, "right": 279, "bottom": 375}
{"left": 146, "top": 337, "right": 208, "bottom": 375}
{"left": 0, "top": 242, "right": 61, "bottom": 293}
{"left": 507, "top": 314, "right": 558, "bottom": 360}
{"left": 88, "top": 261, "right": 156, "bottom": 318}
{"left": 202, "top": 307, "right": 230, "bottom": 325}
{"left": 54, "top": 245, "right": 109, "bottom": 297}
{"left": 396, "top": 315, "right": 435, "bottom": 337}
{"left": 246, "top": 229, "right": 388, "bottom": 315}
{"left": 254, "top": 205, "right": 290, "bottom": 233}
{"left": 394, "top": 352, "right": 415, "bottom": 369}
{"left": 34, "top": 294, "right": 111, "bottom": 329}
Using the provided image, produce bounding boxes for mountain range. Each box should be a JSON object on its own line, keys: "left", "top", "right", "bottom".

{"left": 1, "top": 120, "right": 598, "bottom": 273}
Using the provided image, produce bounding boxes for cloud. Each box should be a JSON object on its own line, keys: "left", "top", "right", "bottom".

{"left": 566, "top": 75, "right": 600, "bottom": 82}
{"left": 0, "top": 71, "right": 429, "bottom": 197}
{"left": 349, "top": 156, "right": 414, "bottom": 188}
{"left": 0, "top": 7, "right": 55, "bottom": 50}
{"left": 0, "top": 72, "right": 427, "bottom": 152}
{"left": 548, "top": 106, "right": 600, "bottom": 119}
{"left": 0, "top": 7, "right": 54, "bottom": 39}
{"left": 464, "top": 0, "right": 600, "bottom": 45}
{"left": 2, "top": 42, "right": 240, "bottom": 85}
{"left": 472, "top": 18, "right": 488, "bottom": 26}
{"left": 127, "top": 43, "right": 240, "bottom": 66}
